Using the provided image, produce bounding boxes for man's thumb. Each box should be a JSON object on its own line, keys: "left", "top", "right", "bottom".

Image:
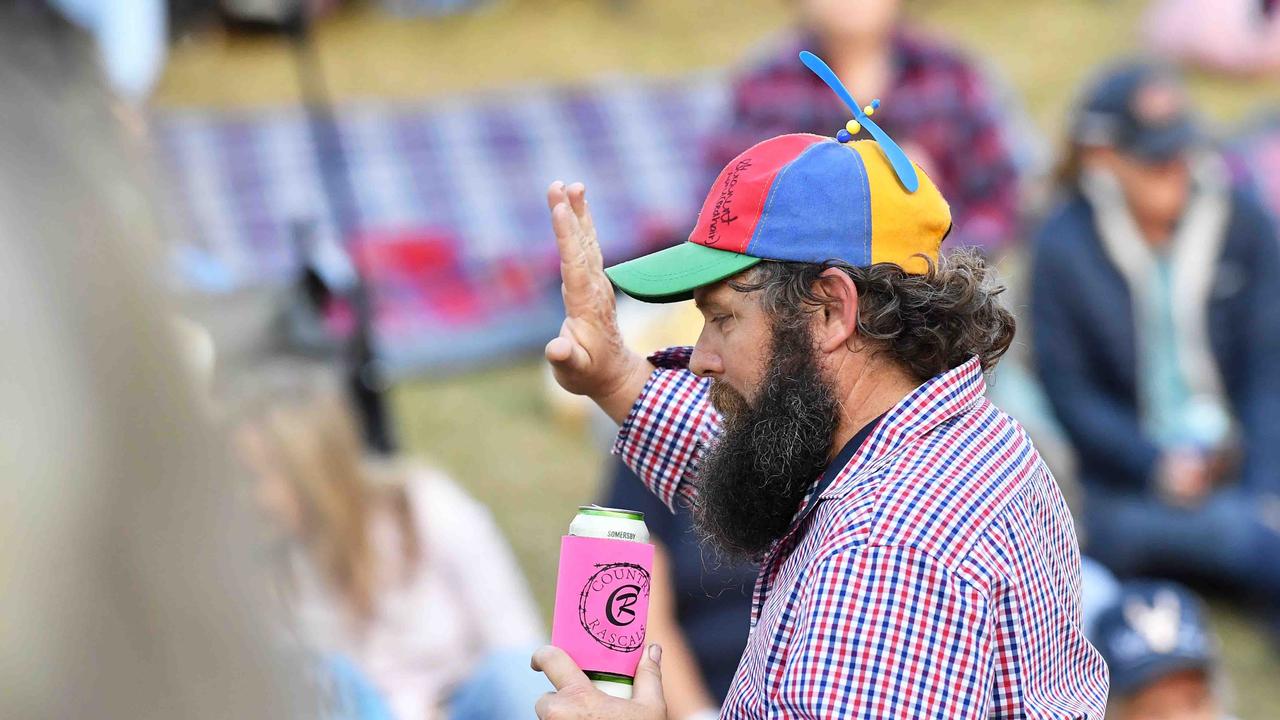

{"left": 631, "top": 643, "right": 666, "bottom": 707}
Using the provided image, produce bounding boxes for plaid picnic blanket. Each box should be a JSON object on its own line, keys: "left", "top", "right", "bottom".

{"left": 153, "top": 72, "right": 727, "bottom": 375}
{"left": 378, "top": 0, "right": 493, "bottom": 17}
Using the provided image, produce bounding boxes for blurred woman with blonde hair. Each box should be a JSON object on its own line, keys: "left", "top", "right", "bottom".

{"left": 232, "top": 365, "right": 549, "bottom": 720}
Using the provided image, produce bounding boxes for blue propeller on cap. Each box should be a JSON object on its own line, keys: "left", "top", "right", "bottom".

{"left": 799, "top": 50, "right": 920, "bottom": 193}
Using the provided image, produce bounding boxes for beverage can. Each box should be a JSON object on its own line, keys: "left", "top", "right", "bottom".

{"left": 569, "top": 505, "right": 650, "bottom": 544}
{"left": 557, "top": 505, "right": 652, "bottom": 698}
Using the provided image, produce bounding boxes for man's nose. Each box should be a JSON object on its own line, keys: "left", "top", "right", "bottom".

{"left": 689, "top": 337, "right": 724, "bottom": 378}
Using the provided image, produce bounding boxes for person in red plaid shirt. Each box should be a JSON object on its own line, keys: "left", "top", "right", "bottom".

{"left": 530, "top": 54, "right": 1107, "bottom": 719}
{"left": 706, "top": 0, "right": 1022, "bottom": 256}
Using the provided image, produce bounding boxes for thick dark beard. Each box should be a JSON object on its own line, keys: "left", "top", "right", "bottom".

{"left": 693, "top": 318, "right": 839, "bottom": 562}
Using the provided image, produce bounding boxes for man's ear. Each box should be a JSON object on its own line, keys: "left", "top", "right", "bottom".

{"left": 813, "top": 268, "right": 859, "bottom": 354}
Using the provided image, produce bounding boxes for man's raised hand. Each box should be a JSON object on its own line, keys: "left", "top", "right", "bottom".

{"left": 544, "top": 181, "right": 651, "bottom": 423}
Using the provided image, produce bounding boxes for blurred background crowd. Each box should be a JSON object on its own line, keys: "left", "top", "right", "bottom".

{"left": 4, "top": 0, "right": 1280, "bottom": 718}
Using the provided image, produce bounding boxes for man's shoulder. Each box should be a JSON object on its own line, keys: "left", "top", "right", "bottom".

{"left": 826, "top": 400, "right": 1055, "bottom": 571}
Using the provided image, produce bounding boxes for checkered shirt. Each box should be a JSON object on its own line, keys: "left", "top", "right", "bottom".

{"left": 613, "top": 348, "right": 1109, "bottom": 719}
{"left": 705, "top": 30, "right": 1022, "bottom": 254}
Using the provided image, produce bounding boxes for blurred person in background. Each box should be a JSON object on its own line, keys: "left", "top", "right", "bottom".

{"left": 1090, "top": 580, "right": 1236, "bottom": 720}
{"left": 705, "top": 0, "right": 1023, "bottom": 254}
{"left": 1144, "top": 0, "right": 1280, "bottom": 78}
{"left": 231, "top": 365, "right": 550, "bottom": 720}
{"left": 0, "top": 2, "right": 298, "bottom": 718}
{"left": 1031, "top": 60, "right": 1280, "bottom": 631}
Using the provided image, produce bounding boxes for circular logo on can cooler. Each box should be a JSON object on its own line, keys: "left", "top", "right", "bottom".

{"left": 578, "top": 562, "right": 651, "bottom": 652}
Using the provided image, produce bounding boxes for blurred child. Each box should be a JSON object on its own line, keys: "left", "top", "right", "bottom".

{"left": 1090, "top": 580, "right": 1234, "bottom": 720}
{"left": 232, "top": 366, "right": 549, "bottom": 720}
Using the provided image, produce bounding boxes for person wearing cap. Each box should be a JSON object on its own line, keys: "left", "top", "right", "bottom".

{"left": 1030, "top": 60, "right": 1280, "bottom": 617}
{"left": 530, "top": 54, "right": 1108, "bottom": 720}
{"left": 1089, "top": 580, "right": 1232, "bottom": 720}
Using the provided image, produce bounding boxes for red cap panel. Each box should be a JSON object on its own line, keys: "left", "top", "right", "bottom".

{"left": 688, "top": 134, "right": 826, "bottom": 255}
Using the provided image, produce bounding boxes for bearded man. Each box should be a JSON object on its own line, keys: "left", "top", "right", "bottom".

{"left": 530, "top": 120, "right": 1109, "bottom": 718}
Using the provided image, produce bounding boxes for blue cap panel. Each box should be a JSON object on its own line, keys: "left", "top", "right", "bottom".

{"left": 745, "top": 140, "right": 873, "bottom": 266}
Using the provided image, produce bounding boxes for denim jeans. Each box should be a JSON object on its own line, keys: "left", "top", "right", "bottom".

{"left": 1083, "top": 486, "right": 1280, "bottom": 602}
{"left": 448, "top": 646, "right": 553, "bottom": 720}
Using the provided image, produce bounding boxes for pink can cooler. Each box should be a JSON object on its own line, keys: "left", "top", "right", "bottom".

{"left": 551, "top": 505, "right": 654, "bottom": 698}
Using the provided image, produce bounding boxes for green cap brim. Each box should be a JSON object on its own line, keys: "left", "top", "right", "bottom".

{"left": 604, "top": 242, "right": 762, "bottom": 303}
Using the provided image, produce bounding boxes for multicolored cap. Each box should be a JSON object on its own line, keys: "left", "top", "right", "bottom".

{"left": 605, "top": 51, "right": 952, "bottom": 303}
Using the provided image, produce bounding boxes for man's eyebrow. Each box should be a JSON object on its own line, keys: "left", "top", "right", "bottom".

{"left": 694, "top": 296, "right": 726, "bottom": 313}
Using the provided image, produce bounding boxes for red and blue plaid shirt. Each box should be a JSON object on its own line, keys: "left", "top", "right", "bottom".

{"left": 705, "top": 31, "right": 1022, "bottom": 255}
{"left": 614, "top": 348, "right": 1109, "bottom": 719}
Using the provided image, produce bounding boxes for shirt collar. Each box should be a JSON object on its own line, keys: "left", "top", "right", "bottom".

{"left": 784, "top": 410, "right": 887, "bottom": 536}
{"left": 758, "top": 359, "right": 985, "bottom": 564}
{"left": 820, "top": 355, "right": 987, "bottom": 500}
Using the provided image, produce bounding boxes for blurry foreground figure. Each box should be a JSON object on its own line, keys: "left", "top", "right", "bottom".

{"left": 1032, "top": 61, "right": 1280, "bottom": 621}
{"left": 231, "top": 366, "right": 550, "bottom": 720}
{"left": 1090, "top": 581, "right": 1235, "bottom": 720}
{"left": 0, "top": 4, "right": 298, "bottom": 718}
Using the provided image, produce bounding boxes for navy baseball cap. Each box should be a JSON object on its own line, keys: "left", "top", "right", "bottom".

{"left": 1089, "top": 580, "right": 1217, "bottom": 697}
{"left": 1072, "top": 60, "right": 1201, "bottom": 163}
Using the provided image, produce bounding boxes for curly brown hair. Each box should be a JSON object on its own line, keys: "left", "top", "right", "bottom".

{"left": 729, "top": 250, "right": 1016, "bottom": 381}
